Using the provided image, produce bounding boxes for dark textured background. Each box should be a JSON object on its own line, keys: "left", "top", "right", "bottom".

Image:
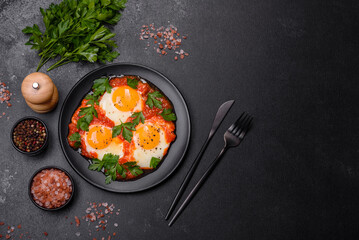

{"left": 1, "top": 0, "right": 359, "bottom": 239}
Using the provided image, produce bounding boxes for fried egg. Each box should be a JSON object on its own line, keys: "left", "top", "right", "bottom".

{"left": 100, "top": 86, "right": 144, "bottom": 125}
{"left": 83, "top": 124, "right": 124, "bottom": 160}
{"left": 131, "top": 121, "right": 171, "bottom": 169}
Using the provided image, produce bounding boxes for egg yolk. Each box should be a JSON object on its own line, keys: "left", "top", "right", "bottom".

{"left": 112, "top": 86, "right": 140, "bottom": 112}
{"left": 137, "top": 125, "right": 160, "bottom": 150}
{"left": 87, "top": 126, "right": 112, "bottom": 150}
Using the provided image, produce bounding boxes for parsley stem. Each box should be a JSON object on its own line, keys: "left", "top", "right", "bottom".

{"left": 47, "top": 58, "right": 71, "bottom": 71}
{"left": 37, "top": 55, "right": 52, "bottom": 71}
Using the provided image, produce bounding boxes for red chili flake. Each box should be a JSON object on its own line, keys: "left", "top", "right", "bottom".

{"left": 0, "top": 234, "right": 2, "bottom": 238}
{"left": 174, "top": 56, "right": 178, "bottom": 61}
{"left": 5, "top": 235, "right": 10, "bottom": 239}
{"left": 108, "top": 236, "right": 111, "bottom": 240}
{"left": 17, "top": 225, "right": 21, "bottom": 229}
{"left": 75, "top": 216, "right": 80, "bottom": 227}
{"left": 113, "top": 233, "right": 116, "bottom": 236}
{"left": 44, "top": 232, "right": 48, "bottom": 236}
{"left": 0, "top": 222, "right": 4, "bottom": 225}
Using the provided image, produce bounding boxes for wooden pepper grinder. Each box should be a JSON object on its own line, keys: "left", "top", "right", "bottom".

{"left": 21, "top": 72, "right": 59, "bottom": 113}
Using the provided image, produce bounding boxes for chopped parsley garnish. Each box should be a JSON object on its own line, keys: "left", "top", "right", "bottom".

{"left": 88, "top": 153, "right": 127, "bottom": 184}
{"left": 160, "top": 108, "right": 177, "bottom": 121}
{"left": 112, "top": 111, "right": 145, "bottom": 142}
{"left": 76, "top": 77, "right": 112, "bottom": 131}
{"left": 77, "top": 113, "right": 93, "bottom": 131}
{"left": 112, "top": 122, "right": 136, "bottom": 142}
{"left": 123, "top": 161, "right": 143, "bottom": 176}
{"left": 88, "top": 158, "right": 105, "bottom": 172}
{"left": 146, "top": 91, "right": 163, "bottom": 109}
{"left": 127, "top": 77, "right": 139, "bottom": 89}
{"left": 88, "top": 154, "right": 143, "bottom": 184}
{"left": 93, "top": 77, "right": 112, "bottom": 97}
{"left": 130, "top": 111, "right": 145, "bottom": 125}
{"left": 150, "top": 157, "right": 161, "bottom": 168}
{"left": 85, "top": 94, "right": 99, "bottom": 106}
{"left": 69, "top": 132, "right": 81, "bottom": 148}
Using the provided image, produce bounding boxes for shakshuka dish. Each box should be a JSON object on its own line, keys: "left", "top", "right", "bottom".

{"left": 67, "top": 75, "right": 176, "bottom": 184}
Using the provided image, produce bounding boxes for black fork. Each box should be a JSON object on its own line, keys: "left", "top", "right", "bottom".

{"left": 168, "top": 112, "right": 253, "bottom": 226}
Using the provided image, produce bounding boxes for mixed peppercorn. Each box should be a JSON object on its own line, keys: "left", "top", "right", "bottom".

{"left": 12, "top": 119, "right": 46, "bottom": 152}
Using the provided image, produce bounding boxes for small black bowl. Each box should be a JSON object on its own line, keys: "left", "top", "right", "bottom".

{"left": 11, "top": 116, "right": 49, "bottom": 156}
{"left": 28, "top": 166, "right": 75, "bottom": 211}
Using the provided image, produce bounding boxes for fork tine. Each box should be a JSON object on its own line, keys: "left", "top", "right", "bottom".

{"left": 236, "top": 116, "right": 253, "bottom": 137}
{"left": 232, "top": 112, "right": 248, "bottom": 135}
{"left": 233, "top": 113, "right": 250, "bottom": 135}
{"left": 228, "top": 112, "right": 244, "bottom": 132}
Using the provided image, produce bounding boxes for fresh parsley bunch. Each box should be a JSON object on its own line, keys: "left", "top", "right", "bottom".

{"left": 22, "top": 0, "right": 127, "bottom": 71}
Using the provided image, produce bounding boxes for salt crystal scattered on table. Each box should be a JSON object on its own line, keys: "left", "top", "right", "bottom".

{"left": 139, "top": 23, "right": 189, "bottom": 60}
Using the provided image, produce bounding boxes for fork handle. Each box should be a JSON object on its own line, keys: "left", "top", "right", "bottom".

{"left": 165, "top": 138, "right": 212, "bottom": 220}
{"left": 168, "top": 144, "right": 229, "bottom": 226}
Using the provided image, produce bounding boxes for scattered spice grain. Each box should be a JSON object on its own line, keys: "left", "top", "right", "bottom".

{"left": 66, "top": 202, "right": 121, "bottom": 239}
{"left": 0, "top": 82, "right": 12, "bottom": 107}
{"left": 75, "top": 216, "right": 80, "bottom": 227}
{"left": 139, "top": 23, "right": 189, "bottom": 60}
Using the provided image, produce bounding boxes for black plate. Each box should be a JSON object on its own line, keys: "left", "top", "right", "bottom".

{"left": 58, "top": 63, "right": 191, "bottom": 193}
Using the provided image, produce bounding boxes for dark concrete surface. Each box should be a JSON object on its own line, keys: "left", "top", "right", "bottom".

{"left": 1, "top": 0, "right": 359, "bottom": 239}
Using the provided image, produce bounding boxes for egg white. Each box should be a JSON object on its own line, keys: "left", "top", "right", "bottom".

{"left": 83, "top": 125, "right": 124, "bottom": 160}
{"left": 132, "top": 123, "right": 170, "bottom": 169}
{"left": 99, "top": 86, "right": 143, "bottom": 125}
